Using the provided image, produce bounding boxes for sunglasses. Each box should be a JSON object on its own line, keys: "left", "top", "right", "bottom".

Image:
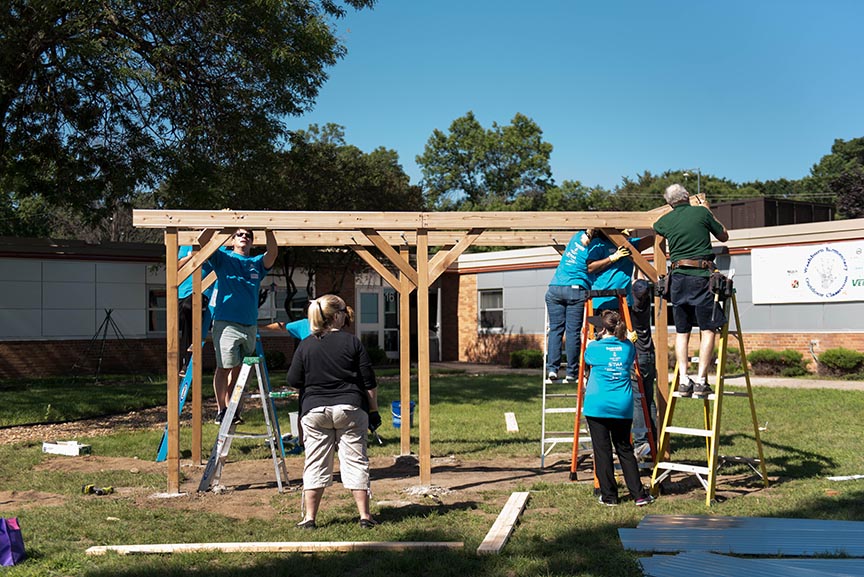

{"left": 235, "top": 231, "right": 253, "bottom": 239}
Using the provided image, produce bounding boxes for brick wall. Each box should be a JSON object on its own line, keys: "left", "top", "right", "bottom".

{"left": 0, "top": 335, "right": 301, "bottom": 380}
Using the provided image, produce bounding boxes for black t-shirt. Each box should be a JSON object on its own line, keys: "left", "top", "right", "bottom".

{"left": 286, "top": 330, "right": 377, "bottom": 416}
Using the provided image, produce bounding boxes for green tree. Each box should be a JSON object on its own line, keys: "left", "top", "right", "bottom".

{"left": 416, "top": 111, "right": 554, "bottom": 210}
{"left": 0, "top": 0, "right": 375, "bottom": 239}
{"left": 832, "top": 167, "right": 864, "bottom": 219}
{"left": 801, "top": 137, "right": 864, "bottom": 205}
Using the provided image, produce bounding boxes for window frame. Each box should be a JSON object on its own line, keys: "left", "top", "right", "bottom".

{"left": 478, "top": 288, "right": 505, "bottom": 333}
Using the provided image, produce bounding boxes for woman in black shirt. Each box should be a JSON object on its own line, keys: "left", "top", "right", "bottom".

{"left": 287, "top": 294, "right": 381, "bottom": 529}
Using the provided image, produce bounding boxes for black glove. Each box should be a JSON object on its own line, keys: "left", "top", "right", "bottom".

{"left": 368, "top": 411, "right": 382, "bottom": 431}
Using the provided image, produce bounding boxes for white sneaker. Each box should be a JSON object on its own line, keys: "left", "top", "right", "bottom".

{"left": 563, "top": 375, "right": 577, "bottom": 384}
{"left": 635, "top": 443, "right": 651, "bottom": 460}
{"left": 547, "top": 371, "right": 559, "bottom": 381}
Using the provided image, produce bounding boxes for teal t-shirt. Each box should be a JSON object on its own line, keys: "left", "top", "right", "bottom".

{"left": 209, "top": 248, "right": 270, "bottom": 325}
{"left": 549, "top": 230, "right": 592, "bottom": 289}
{"left": 582, "top": 337, "right": 636, "bottom": 420}
{"left": 285, "top": 319, "right": 311, "bottom": 340}
{"left": 653, "top": 205, "right": 725, "bottom": 277}
{"left": 177, "top": 245, "right": 215, "bottom": 300}
{"left": 588, "top": 237, "right": 640, "bottom": 310}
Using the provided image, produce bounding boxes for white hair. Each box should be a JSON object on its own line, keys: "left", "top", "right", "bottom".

{"left": 664, "top": 183, "right": 690, "bottom": 206}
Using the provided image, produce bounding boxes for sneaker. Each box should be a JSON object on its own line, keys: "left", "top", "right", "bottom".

{"left": 635, "top": 495, "right": 655, "bottom": 507}
{"left": 295, "top": 519, "right": 316, "bottom": 530}
{"left": 692, "top": 381, "right": 715, "bottom": 399}
{"left": 563, "top": 375, "right": 577, "bottom": 384}
{"left": 547, "top": 371, "right": 559, "bottom": 381}
{"left": 635, "top": 443, "right": 651, "bottom": 460}
{"left": 598, "top": 496, "right": 618, "bottom": 507}
{"left": 677, "top": 379, "right": 695, "bottom": 398}
{"left": 231, "top": 413, "right": 244, "bottom": 425}
{"left": 214, "top": 409, "right": 226, "bottom": 424}
{"left": 359, "top": 517, "right": 380, "bottom": 529}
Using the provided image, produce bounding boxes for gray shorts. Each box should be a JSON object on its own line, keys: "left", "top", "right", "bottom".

{"left": 212, "top": 320, "right": 257, "bottom": 369}
{"left": 301, "top": 405, "right": 369, "bottom": 491}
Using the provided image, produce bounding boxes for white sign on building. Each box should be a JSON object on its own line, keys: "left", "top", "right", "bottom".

{"left": 751, "top": 240, "right": 864, "bottom": 304}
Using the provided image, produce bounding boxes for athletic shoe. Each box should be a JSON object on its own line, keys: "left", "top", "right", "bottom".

{"left": 598, "top": 496, "right": 618, "bottom": 507}
{"left": 214, "top": 409, "right": 226, "bottom": 424}
{"left": 563, "top": 375, "right": 577, "bottom": 384}
{"left": 635, "top": 495, "right": 655, "bottom": 507}
{"left": 692, "top": 381, "right": 715, "bottom": 399}
{"left": 677, "top": 379, "right": 695, "bottom": 397}
{"left": 635, "top": 443, "right": 651, "bottom": 460}
{"left": 295, "top": 519, "right": 316, "bottom": 530}
{"left": 231, "top": 413, "right": 244, "bottom": 425}
{"left": 547, "top": 371, "right": 559, "bottom": 381}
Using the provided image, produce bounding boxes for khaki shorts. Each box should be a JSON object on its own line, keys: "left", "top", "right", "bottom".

{"left": 301, "top": 405, "right": 369, "bottom": 490}
{"left": 212, "top": 320, "right": 257, "bottom": 369}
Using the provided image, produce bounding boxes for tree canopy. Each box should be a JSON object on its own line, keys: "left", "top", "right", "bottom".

{"left": 0, "top": 0, "right": 375, "bottom": 238}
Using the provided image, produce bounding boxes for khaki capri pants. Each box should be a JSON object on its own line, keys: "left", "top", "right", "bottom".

{"left": 301, "top": 405, "right": 370, "bottom": 490}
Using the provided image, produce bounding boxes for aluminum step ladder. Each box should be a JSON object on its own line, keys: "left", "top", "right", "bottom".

{"left": 198, "top": 356, "right": 289, "bottom": 493}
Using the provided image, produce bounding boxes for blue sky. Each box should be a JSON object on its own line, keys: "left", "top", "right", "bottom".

{"left": 292, "top": 1, "right": 864, "bottom": 191}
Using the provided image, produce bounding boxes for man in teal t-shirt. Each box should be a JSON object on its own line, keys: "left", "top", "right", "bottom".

{"left": 653, "top": 184, "right": 728, "bottom": 399}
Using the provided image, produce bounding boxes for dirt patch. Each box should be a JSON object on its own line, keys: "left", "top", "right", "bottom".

{"left": 0, "top": 490, "right": 67, "bottom": 510}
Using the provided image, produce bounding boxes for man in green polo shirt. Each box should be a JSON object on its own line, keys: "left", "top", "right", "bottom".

{"left": 653, "top": 184, "right": 729, "bottom": 398}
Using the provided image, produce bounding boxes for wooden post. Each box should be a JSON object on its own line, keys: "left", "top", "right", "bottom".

{"left": 165, "top": 229, "right": 181, "bottom": 493}
{"left": 416, "top": 230, "right": 431, "bottom": 484}
{"left": 654, "top": 237, "right": 670, "bottom": 431}
{"left": 191, "top": 264, "right": 203, "bottom": 464}
{"left": 399, "top": 246, "right": 413, "bottom": 456}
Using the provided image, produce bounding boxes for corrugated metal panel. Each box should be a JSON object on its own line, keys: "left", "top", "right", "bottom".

{"left": 639, "top": 551, "right": 864, "bottom": 577}
{"left": 638, "top": 514, "right": 864, "bottom": 531}
{"left": 619, "top": 527, "right": 864, "bottom": 556}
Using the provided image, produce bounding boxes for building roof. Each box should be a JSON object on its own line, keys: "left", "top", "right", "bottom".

{"left": 0, "top": 237, "right": 165, "bottom": 262}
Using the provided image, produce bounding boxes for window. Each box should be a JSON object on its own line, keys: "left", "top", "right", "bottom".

{"left": 147, "top": 286, "right": 166, "bottom": 333}
{"left": 479, "top": 289, "right": 504, "bottom": 332}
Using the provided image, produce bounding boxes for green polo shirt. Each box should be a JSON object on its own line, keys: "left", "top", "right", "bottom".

{"left": 653, "top": 204, "right": 725, "bottom": 277}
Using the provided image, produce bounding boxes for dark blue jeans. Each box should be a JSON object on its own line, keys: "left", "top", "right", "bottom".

{"left": 545, "top": 285, "right": 588, "bottom": 378}
{"left": 633, "top": 351, "right": 658, "bottom": 446}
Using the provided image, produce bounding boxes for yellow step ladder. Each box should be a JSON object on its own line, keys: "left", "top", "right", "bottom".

{"left": 650, "top": 288, "right": 769, "bottom": 506}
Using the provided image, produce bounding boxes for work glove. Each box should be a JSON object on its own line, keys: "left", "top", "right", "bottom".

{"left": 368, "top": 411, "right": 382, "bottom": 431}
{"left": 609, "top": 245, "right": 631, "bottom": 263}
{"left": 627, "top": 330, "right": 638, "bottom": 343}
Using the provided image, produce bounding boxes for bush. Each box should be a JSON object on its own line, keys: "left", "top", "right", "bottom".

{"left": 264, "top": 350, "right": 285, "bottom": 370}
{"left": 747, "top": 348, "right": 808, "bottom": 377}
{"left": 510, "top": 349, "right": 543, "bottom": 369}
{"left": 365, "top": 346, "right": 389, "bottom": 366}
{"left": 819, "top": 347, "right": 864, "bottom": 376}
{"left": 716, "top": 345, "right": 743, "bottom": 375}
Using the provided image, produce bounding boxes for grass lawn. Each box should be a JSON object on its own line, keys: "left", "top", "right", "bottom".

{"left": 1, "top": 371, "right": 863, "bottom": 576}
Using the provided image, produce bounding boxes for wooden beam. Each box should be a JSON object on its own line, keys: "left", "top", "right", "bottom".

{"left": 351, "top": 246, "right": 403, "bottom": 290}
{"left": 191, "top": 268, "right": 203, "bottom": 464}
{"left": 164, "top": 230, "right": 180, "bottom": 493}
{"left": 477, "top": 492, "right": 530, "bottom": 555}
{"left": 136, "top": 210, "right": 663, "bottom": 231}
{"left": 416, "top": 230, "right": 431, "bottom": 484}
{"left": 654, "top": 236, "right": 670, "bottom": 442}
{"left": 399, "top": 246, "right": 413, "bottom": 456}
{"left": 86, "top": 541, "right": 464, "bottom": 555}
{"left": 603, "top": 229, "right": 659, "bottom": 283}
{"left": 177, "top": 231, "right": 232, "bottom": 285}
{"left": 428, "top": 228, "right": 483, "bottom": 284}
{"left": 362, "top": 229, "right": 419, "bottom": 286}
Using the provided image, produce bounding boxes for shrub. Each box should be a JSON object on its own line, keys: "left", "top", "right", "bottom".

{"left": 365, "top": 346, "right": 389, "bottom": 366}
{"left": 747, "top": 348, "right": 808, "bottom": 377}
{"left": 264, "top": 350, "right": 285, "bottom": 370}
{"left": 716, "top": 345, "right": 743, "bottom": 375}
{"left": 819, "top": 347, "right": 864, "bottom": 376}
{"left": 510, "top": 349, "right": 543, "bottom": 369}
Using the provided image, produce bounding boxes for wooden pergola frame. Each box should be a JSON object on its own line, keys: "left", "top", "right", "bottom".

{"left": 133, "top": 209, "right": 671, "bottom": 493}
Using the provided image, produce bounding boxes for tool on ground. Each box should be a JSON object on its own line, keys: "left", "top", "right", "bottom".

{"left": 82, "top": 484, "right": 114, "bottom": 496}
{"left": 198, "top": 354, "right": 289, "bottom": 493}
{"left": 650, "top": 282, "right": 768, "bottom": 506}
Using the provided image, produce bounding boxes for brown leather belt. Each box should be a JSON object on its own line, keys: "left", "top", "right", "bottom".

{"left": 671, "top": 258, "right": 713, "bottom": 270}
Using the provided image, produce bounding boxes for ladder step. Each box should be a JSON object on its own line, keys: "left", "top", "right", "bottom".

{"left": 545, "top": 393, "right": 578, "bottom": 398}
{"left": 544, "top": 407, "right": 577, "bottom": 414}
{"left": 665, "top": 426, "right": 712, "bottom": 437}
{"left": 672, "top": 392, "right": 717, "bottom": 400}
{"left": 655, "top": 461, "right": 711, "bottom": 475}
{"left": 722, "top": 390, "right": 750, "bottom": 397}
{"left": 225, "top": 433, "right": 273, "bottom": 440}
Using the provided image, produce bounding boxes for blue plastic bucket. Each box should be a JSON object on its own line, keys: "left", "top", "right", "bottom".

{"left": 391, "top": 400, "right": 415, "bottom": 428}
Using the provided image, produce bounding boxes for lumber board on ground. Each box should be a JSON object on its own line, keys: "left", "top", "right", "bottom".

{"left": 638, "top": 514, "right": 864, "bottom": 531}
{"left": 477, "top": 491, "right": 530, "bottom": 555}
{"left": 86, "top": 541, "right": 464, "bottom": 556}
{"left": 504, "top": 412, "right": 519, "bottom": 432}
